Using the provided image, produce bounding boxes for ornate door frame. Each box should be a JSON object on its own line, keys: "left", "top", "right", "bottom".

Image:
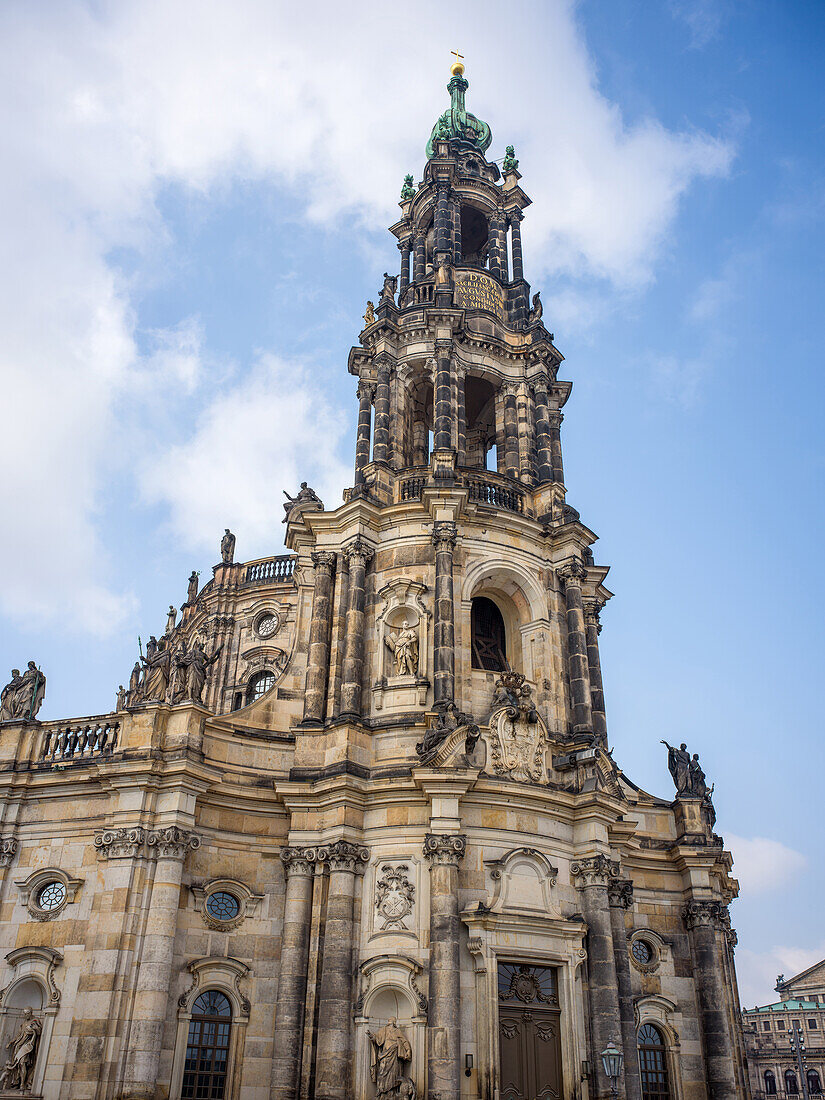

{"left": 463, "top": 913, "right": 589, "bottom": 1100}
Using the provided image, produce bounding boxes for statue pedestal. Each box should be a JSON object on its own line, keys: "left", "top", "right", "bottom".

{"left": 372, "top": 675, "right": 429, "bottom": 712}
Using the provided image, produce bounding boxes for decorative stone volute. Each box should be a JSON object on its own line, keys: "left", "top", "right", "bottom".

{"left": 422, "top": 833, "right": 466, "bottom": 866}
{"left": 682, "top": 898, "right": 731, "bottom": 931}
{"left": 317, "top": 840, "right": 370, "bottom": 874}
{"left": 570, "top": 853, "right": 621, "bottom": 889}
{"left": 280, "top": 846, "right": 319, "bottom": 878}
{"left": 607, "top": 878, "right": 634, "bottom": 909}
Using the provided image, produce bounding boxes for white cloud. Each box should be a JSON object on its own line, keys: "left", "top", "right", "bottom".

{"left": 139, "top": 354, "right": 350, "bottom": 554}
{"left": 736, "top": 941, "right": 825, "bottom": 1010}
{"left": 0, "top": 0, "right": 735, "bottom": 635}
{"left": 727, "top": 834, "right": 807, "bottom": 894}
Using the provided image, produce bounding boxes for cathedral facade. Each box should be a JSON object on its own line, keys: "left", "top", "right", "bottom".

{"left": 0, "top": 65, "right": 748, "bottom": 1100}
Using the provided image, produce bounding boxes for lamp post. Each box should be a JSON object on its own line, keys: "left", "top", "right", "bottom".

{"left": 601, "top": 1039, "right": 624, "bottom": 1100}
{"left": 788, "top": 1025, "right": 810, "bottom": 1100}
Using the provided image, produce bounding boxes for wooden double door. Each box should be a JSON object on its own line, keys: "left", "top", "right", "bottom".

{"left": 498, "top": 963, "right": 563, "bottom": 1100}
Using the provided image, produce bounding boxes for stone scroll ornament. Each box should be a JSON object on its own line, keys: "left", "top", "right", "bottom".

{"left": 367, "top": 1018, "right": 413, "bottom": 1100}
{"left": 0, "top": 663, "right": 46, "bottom": 722}
{"left": 488, "top": 671, "right": 549, "bottom": 784}
{"left": 0, "top": 1008, "right": 42, "bottom": 1091}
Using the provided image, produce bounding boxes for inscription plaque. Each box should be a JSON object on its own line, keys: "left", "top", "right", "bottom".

{"left": 454, "top": 270, "right": 505, "bottom": 321}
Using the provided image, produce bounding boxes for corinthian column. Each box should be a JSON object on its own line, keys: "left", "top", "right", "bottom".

{"left": 683, "top": 900, "right": 740, "bottom": 1099}
{"left": 423, "top": 834, "right": 466, "bottom": 1100}
{"left": 302, "top": 552, "right": 337, "bottom": 726}
{"left": 354, "top": 380, "right": 374, "bottom": 485}
{"left": 314, "top": 841, "right": 370, "bottom": 1100}
{"left": 339, "top": 538, "right": 374, "bottom": 719}
{"left": 432, "top": 522, "right": 457, "bottom": 706}
{"left": 559, "top": 560, "right": 593, "bottom": 737}
{"left": 608, "top": 879, "right": 643, "bottom": 1100}
{"left": 502, "top": 382, "right": 520, "bottom": 480}
{"left": 433, "top": 341, "right": 454, "bottom": 454}
{"left": 271, "top": 847, "right": 317, "bottom": 1100}
{"left": 531, "top": 377, "right": 554, "bottom": 484}
{"left": 372, "top": 363, "right": 391, "bottom": 465}
{"left": 548, "top": 410, "right": 565, "bottom": 485}
{"left": 584, "top": 599, "right": 608, "bottom": 746}
{"left": 123, "top": 827, "right": 200, "bottom": 1100}
{"left": 571, "top": 855, "right": 626, "bottom": 1100}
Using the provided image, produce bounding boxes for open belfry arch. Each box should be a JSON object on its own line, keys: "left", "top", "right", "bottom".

{"left": 0, "top": 60, "right": 748, "bottom": 1100}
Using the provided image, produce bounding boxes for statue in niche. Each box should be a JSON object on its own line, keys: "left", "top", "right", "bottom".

{"left": 220, "top": 529, "right": 236, "bottom": 564}
{"left": 381, "top": 272, "right": 398, "bottom": 302}
{"left": 367, "top": 1017, "right": 412, "bottom": 1100}
{"left": 529, "top": 291, "right": 543, "bottom": 322}
{"left": 0, "top": 663, "right": 46, "bottom": 722}
{"left": 0, "top": 1008, "right": 42, "bottom": 1091}
{"left": 363, "top": 301, "right": 376, "bottom": 327}
{"left": 385, "top": 620, "right": 419, "bottom": 677}
{"left": 282, "top": 482, "right": 323, "bottom": 523}
{"left": 177, "top": 640, "right": 222, "bottom": 705}
{"left": 186, "top": 570, "right": 200, "bottom": 604}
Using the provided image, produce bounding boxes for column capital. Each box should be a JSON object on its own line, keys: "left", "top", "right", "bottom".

{"left": 529, "top": 374, "right": 550, "bottom": 398}
{"left": 501, "top": 381, "right": 519, "bottom": 397}
{"left": 507, "top": 208, "right": 524, "bottom": 226}
{"left": 682, "top": 898, "right": 731, "bottom": 932}
{"left": 398, "top": 236, "right": 412, "bottom": 251}
{"left": 147, "top": 826, "right": 201, "bottom": 862}
{"left": 571, "top": 853, "right": 620, "bottom": 888}
{"left": 547, "top": 409, "right": 564, "bottom": 428}
{"left": 374, "top": 354, "right": 394, "bottom": 376}
{"left": 0, "top": 837, "right": 18, "bottom": 867}
{"left": 558, "top": 559, "right": 588, "bottom": 586}
{"left": 584, "top": 599, "right": 604, "bottom": 630}
{"left": 434, "top": 338, "right": 453, "bottom": 355}
{"left": 608, "top": 878, "right": 634, "bottom": 909}
{"left": 317, "top": 839, "right": 370, "bottom": 873}
{"left": 356, "top": 378, "right": 376, "bottom": 402}
{"left": 423, "top": 833, "right": 466, "bottom": 866}
{"left": 343, "top": 537, "right": 374, "bottom": 567}
{"left": 311, "top": 550, "right": 337, "bottom": 573}
{"left": 431, "top": 521, "right": 458, "bottom": 553}
{"left": 280, "top": 845, "right": 319, "bottom": 877}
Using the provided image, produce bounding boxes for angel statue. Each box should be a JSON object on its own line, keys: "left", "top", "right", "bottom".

{"left": 368, "top": 1017, "right": 413, "bottom": 1100}
{"left": 385, "top": 620, "right": 419, "bottom": 677}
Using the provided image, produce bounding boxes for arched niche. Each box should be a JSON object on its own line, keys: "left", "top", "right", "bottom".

{"left": 373, "top": 580, "right": 430, "bottom": 712}
{"left": 354, "top": 956, "right": 426, "bottom": 1100}
{"left": 0, "top": 946, "right": 63, "bottom": 1097}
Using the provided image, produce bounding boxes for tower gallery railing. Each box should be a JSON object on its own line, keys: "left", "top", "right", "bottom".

{"left": 40, "top": 717, "right": 121, "bottom": 762}
{"left": 398, "top": 472, "right": 524, "bottom": 514}
{"left": 243, "top": 555, "right": 296, "bottom": 584}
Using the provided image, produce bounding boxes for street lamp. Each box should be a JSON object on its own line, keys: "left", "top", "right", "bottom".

{"left": 601, "top": 1039, "right": 624, "bottom": 1100}
{"left": 788, "top": 1025, "right": 810, "bottom": 1100}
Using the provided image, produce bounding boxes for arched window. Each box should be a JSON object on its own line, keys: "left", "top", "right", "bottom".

{"left": 471, "top": 597, "right": 507, "bottom": 671}
{"left": 638, "top": 1023, "right": 671, "bottom": 1100}
{"left": 785, "top": 1071, "right": 799, "bottom": 1095}
{"left": 246, "top": 670, "right": 275, "bottom": 704}
{"left": 182, "top": 991, "right": 232, "bottom": 1100}
{"left": 808, "top": 1071, "right": 822, "bottom": 1096}
{"left": 764, "top": 1070, "right": 777, "bottom": 1095}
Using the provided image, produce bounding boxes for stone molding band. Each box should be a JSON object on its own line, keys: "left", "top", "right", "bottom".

{"left": 94, "top": 826, "right": 201, "bottom": 861}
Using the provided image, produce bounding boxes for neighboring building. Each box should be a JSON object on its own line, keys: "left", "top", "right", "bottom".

{"left": 0, "top": 63, "right": 749, "bottom": 1100}
{"left": 744, "top": 963, "right": 825, "bottom": 1099}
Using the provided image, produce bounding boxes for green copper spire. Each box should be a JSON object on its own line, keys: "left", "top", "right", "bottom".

{"left": 426, "top": 62, "right": 492, "bottom": 160}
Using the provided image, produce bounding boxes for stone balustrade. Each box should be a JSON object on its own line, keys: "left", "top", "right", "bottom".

{"left": 467, "top": 477, "right": 524, "bottom": 513}
{"left": 243, "top": 555, "right": 296, "bottom": 585}
{"left": 41, "top": 718, "right": 120, "bottom": 761}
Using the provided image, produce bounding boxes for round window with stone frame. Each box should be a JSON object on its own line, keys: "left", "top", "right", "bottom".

{"left": 254, "top": 610, "right": 281, "bottom": 639}
{"left": 36, "top": 880, "right": 67, "bottom": 914}
{"left": 205, "top": 891, "right": 241, "bottom": 923}
{"left": 629, "top": 933, "right": 660, "bottom": 973}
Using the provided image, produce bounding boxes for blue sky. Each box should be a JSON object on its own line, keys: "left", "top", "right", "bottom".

{"left": 1, "top": 0, "right": 823, "bottom": 1005}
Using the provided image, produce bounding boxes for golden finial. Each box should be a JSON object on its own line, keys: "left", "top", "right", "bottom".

{"left": 450, "top": 51, "right": 465, "bottom": 77}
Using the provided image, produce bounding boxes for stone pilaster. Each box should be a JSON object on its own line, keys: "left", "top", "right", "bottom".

{"left": 584, "top": 600, "right": 608, "bottom": 746}
{"left": 314, "top": 841, "right": 369, "bottom": 1100}
{"left": 450, "top": 196, "right": 462, "bottom": 263}
{"left": 532, "top": 378, "right": 554, "bottom": 484}
{"left": 432, "top": 522, "right": 457, "bottom": 706}
{"left": 488, "top": 210, "right": 508, "bottom": 282}
{"left": 435, "top": 183, "right": 451, "bottom": 262}
{"left": 548, "top": 410, "right": 565, "bottom": 485}
{"left": 413, "top": 230, "right": 426, "bottom": 283}
{"left": 608, "top": 879, "right": 643, "bottom": 1100}
{"left": 502, "top": 382, "right": 520, "bottom": 480}
{"left": 571, "top": 855, "right": 626, "bottom": 1100}
{"left": 339, "top": 538, "right": 374, "bottom": 719}
{"left": 509, "top": 210, "right": 524, "bottom": 282}
{"left": 354, "top": 380, "right": 374, "bottom": 485}
{"left": 399, "top": 238, "right": 411, "bottom": 302}
{"left": 456, "top": 366, "right": 467, "bottom": 467}
{"left": 122, "top": 828, "right": 200, "bottom": 1100}
{"left": 372, "top": 363, "right": 391, "bottom": 465}
{"left": 302, "top": 552, "right": 337, "bottom": 726}
{"left": 516, "top": 381, "right": 534, "bottom": 483}
{"left": 423, "top": 834, "right": 467, "bottom": 1100}
{"left": 433, "top": 341, "right": 454, "bottom": 454}
{"left": 559, "top": 561, "right": 594, "bottom": 736}
{"left": 683, "top": 899, "right": 740, "bottom": 1099}
{"left": 271, "top": 847, "right": 318, "bottom": 1100}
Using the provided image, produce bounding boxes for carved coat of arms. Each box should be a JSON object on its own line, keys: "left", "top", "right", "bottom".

{"left": 375, "top": 864, "right": 415, "bottom": 930}
{"left": 488, "top": 672, "right": 549, "bottom": 783}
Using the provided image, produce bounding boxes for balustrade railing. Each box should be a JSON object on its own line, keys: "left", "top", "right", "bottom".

{"left": 244, "top": 555, "right": 296, "bottom": 584}
{"left": 41, "top": 718, "right": 120, "bottom": 762}
{"left": 468, "top": 478, "right": 525, "bottom": 514}
{"left": 400, "top": 477, "right": 426, "bottom": 502}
